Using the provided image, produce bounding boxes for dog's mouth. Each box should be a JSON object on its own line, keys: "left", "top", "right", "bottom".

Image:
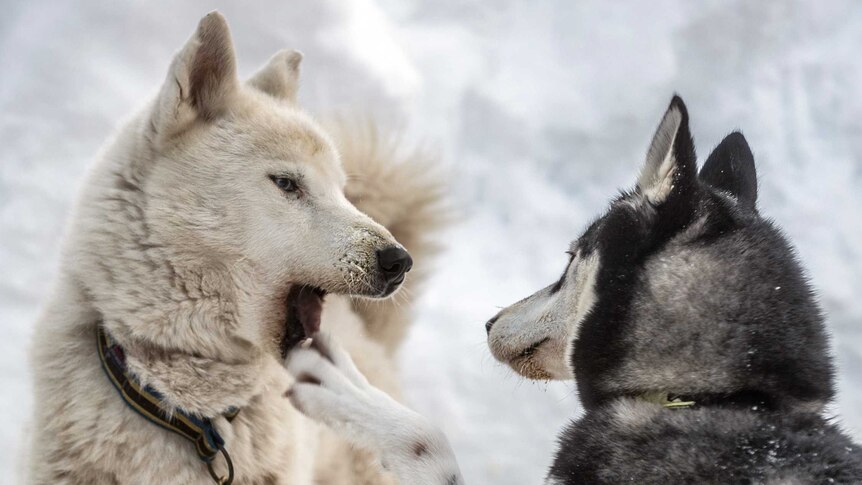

{"left": 279, "top": 285, "right": 327, "bottom": 358}
{"left": 493, "top": 337, "right": 555, "bottom": 381}
{"left": 517, "top": 338, "right": 549, "bottom": 360}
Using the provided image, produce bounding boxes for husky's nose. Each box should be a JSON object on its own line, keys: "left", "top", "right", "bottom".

{"left": 377, "top": 246, "right": 413, "bottom": 283}
{"left": 485, "top": 314, "right": 500, "bottom": 334}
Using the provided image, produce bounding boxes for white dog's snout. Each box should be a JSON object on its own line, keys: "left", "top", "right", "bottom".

{"left": 332, "top": 223, "right": 409, "bottom": 296}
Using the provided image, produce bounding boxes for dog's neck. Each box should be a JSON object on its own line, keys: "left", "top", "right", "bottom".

{"left": 630, "top": 390, "right": 776, "bottom": 411}
{"left": 71, "top": 157, "right": 287, "bottom": 416}
{"left": 92, "top": 246, "right": 283, "bottom": 416}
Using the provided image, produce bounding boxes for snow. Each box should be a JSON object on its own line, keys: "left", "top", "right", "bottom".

{"left": 2, "top": 1, "right": 861, "bottom": 483}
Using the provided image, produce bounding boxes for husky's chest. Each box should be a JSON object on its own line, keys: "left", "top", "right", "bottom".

{"left": 547, "top": 399, "right": 862, "bottom": 484}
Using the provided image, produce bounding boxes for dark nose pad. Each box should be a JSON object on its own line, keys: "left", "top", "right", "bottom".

{"left": 485, "top": 314, "right": 500, "bottom": 334}
{"left": 376, "top": 246, "right": 413, "bottom": 283}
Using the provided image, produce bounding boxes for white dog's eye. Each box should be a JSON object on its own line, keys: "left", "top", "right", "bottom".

{"left": 270, "top": 175, "right": 299, "bottom": 193}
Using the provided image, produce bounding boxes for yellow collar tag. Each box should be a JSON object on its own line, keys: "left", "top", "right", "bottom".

{"left": 640, "top": 391, "right": 696, "bottom": 409}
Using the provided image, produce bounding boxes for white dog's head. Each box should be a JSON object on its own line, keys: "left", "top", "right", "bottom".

{"left": 142, "top": 13, "right": 411, "bottom": 344}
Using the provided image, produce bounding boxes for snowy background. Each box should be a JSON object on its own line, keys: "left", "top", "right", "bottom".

{"left": 2, "top": 1, "right": 862, "bottom": 483}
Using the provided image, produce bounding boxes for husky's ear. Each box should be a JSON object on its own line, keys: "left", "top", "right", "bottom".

{"left": 152, "top": 12, "right": 239, "bottom": 139}
{"left": 700, "top": 132, "right": 757, "bottom": 211}
{"left": 247, "top": 50, "right": 303, "bottom": 103}
{"left": 636, "top": 95, "right": 697, "bottom": 206}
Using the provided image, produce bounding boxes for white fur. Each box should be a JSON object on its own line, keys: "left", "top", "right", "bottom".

{"left": 286, "top": 334, "right": 463, "bottom": 485}
{"left": 487, "top": 250, "right": 600, "bottom": 380}
{"left": 544, "top": 478, "right": 567, "bottom": 485}
{"left": 609, "top": 397, "right": 662, "bottom": 429}
{"left": 485, "top": 102, "right": 684, "bottom": 382}
{"left": 248, "top": 49, "right": 303, "bottom": 104}
{"left": 638, "top": 104, "right": 682, "bottom": 204}
{"left": 28, "top": 12, "right": 446, "bottom": 484}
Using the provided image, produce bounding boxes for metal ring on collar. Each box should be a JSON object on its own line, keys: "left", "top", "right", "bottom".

{"left": 206, "top": 445, "right": 234, "bottom": 485}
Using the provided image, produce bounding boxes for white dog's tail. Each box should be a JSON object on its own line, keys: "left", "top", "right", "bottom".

{"left": 327, "top": 118, "right": 450, "bottom": 353}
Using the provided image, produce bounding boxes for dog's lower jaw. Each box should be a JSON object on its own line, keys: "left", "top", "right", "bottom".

{"left": 280, "top": 284, "right": 327, "bottom": 357}
{"left": 511, "top": 356, "right": 554, "bottom": 381}
{"left": 490, "top": 338, "right": 572, "bottom": 381}
{"left": 278, "top": 273, "right": 407, "bottom": 357}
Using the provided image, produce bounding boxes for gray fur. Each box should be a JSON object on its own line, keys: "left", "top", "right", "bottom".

{"left": 550, "top": 398, "right": 862, "bottom": 484}
{"left": 487, "top": 95, "right": 862, "bottom": 483}
{"left": 243, "top": 95, "right": 862, "bottom": 483}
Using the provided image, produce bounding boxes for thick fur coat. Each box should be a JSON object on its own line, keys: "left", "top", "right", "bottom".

{"left": 282, "top": 96, "right": 862, "bottom": 485}
{"left": 27, "top": 12, "right": 445, "bottom": 485}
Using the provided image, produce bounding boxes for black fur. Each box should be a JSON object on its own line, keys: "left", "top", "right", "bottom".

{"left": 550, "top": 405, "right": 862, "bottom": 484}
{"left": 548, "top": 96, "right": 861, "bottom": 483}
{"left": 700, "top": 132, "right": 758, "bottom": 212}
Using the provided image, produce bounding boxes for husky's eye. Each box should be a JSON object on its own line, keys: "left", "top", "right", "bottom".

{"left": 270, "top": 175, "right": 299, "bottom": 193}
{"left": 551, "top": 251, "right": 576, "bottom": 294}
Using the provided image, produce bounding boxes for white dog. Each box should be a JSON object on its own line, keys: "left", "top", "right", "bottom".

{"left": 28, "top": 12, "right": 446, "bottom": 484}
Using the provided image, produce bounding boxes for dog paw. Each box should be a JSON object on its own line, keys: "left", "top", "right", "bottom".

{"left": 285, "top": 333, "right": 463, "bottom": 485}
{"left": 284, "top": 333, "right": 374, "bottom": 429}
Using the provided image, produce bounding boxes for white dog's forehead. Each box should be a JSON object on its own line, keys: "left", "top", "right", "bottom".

{"left": 206, "top": 101, "right": 345, "bottom": 186}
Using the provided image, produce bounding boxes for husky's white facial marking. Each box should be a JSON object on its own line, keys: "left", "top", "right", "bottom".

{"left": 486, "top": 102, "right": 689, "bottom": 382}
{"left": 487, "top": 249, "right": 600, "bottom": 380}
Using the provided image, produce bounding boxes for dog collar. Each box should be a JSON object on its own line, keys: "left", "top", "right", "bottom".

{"left": 97, "top": 326, "right": 239, "bottom": 484}
{"left": 638, "top": 390, "right": 773, "bottom": 411}
{"left": 639, "top": 391, "right": 696, "bottom": 408}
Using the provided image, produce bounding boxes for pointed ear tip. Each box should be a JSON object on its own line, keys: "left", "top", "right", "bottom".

{"left": 725, "top": 131, "right": 748, "bottom": 144}
{"left": 197, "top": 11, "right": 230, "bottom": 38}
{"left": 269, "top": 50, "right": 302, "bottom": 69}
{"left": 668, "top": 94, "right": 689, "bottom": 118}
{"left": 721, "top": 131, "right": 754, "bottom": 158}
{"left": 285, "top": 50, "right": 303, "bottom": 68}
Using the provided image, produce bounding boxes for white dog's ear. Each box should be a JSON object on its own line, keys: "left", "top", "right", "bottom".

{"left": 247, "top": 50, "right": 303, "bottom": 103}
{"left": 636, "top": 95, "right": 697, "bottom": 205}
{"left": 151, "top": 11, "right": 239, "bottom": 140}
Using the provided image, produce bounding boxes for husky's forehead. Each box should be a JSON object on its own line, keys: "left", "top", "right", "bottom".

{"left": 225, "top": 98, "right": 344, "bottom": 183}
{"left": 571, "top": 217, "right": 603, "bottom": 254}
{"left": 571, "top": 193, "right": 645, "bottom": 256}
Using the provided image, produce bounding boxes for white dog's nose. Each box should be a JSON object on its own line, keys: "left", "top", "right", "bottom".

{"left": 376, "top": 247, "right": 412, "bottom": 283}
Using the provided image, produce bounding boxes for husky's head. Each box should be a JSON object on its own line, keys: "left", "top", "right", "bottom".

{"left": 487, "top": 96, "right": 834, "bottom": 411}
{"left": 141, "top": 14, "right": 411, "bottom": 343}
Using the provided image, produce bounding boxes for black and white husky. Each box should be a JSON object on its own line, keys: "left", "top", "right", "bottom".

{"left": 287, "top": 96, "right": 862, "bottom": 484}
